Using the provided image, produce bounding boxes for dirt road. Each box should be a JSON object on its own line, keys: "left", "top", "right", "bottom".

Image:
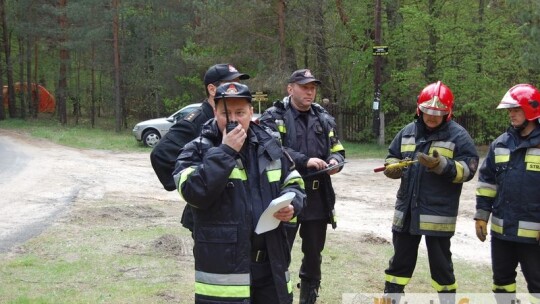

{"left": 0, "top": 129, "right": 489, "bottom": 264}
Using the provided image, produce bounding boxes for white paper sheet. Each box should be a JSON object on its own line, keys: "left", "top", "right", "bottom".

{"left": 254, "top": 192, "right": 296, "bottom": 235}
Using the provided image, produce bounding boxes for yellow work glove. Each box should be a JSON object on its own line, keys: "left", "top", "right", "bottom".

{"left": 475, "top": 219, "right": 488, "bottom": 242}
{"left": 418, "top": 149, "right": 440, "bottom": 169}
{"left": 383, "top": 164, "right": 402, "bottom": 179}
{"left": 383, "top": 158, "right": 411, "bottom": 179}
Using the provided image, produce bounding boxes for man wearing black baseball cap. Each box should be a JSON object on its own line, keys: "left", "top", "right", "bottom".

{"left": 259, "top": 68, "right": 345, "bottom": 303}
{"left": 287, "top": 68, "right": 322, "bottom": 85}
{"left": 203, "top": 63, "right": 250, "bottom": 86}
{"left": 151, "top": 64, "right": 250, "bottom": 230}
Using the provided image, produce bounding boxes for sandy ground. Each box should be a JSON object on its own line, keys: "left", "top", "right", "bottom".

{"left": 0, "top": 129, "right": 489, "bottom": 264}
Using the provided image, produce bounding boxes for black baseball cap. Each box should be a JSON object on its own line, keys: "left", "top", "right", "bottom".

{"left": 203, "top": 64, "right": 250, "bottom": 85}
{"left": 214, "top": 82, "right": 252, "bottom": 104}
{"left": 288, "top": 69, "right": 321, "bottom": 85}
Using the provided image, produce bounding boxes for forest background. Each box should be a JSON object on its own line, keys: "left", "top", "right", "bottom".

{"left": 0, "top": 0, "right": 539, "bottom": 144}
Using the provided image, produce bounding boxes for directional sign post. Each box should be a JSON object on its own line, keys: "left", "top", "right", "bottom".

{"left": 252, "top": 91, "right": 268, "bottom": 115}
{"left": 372, "top": 46, "right": 389, "bottom": 56}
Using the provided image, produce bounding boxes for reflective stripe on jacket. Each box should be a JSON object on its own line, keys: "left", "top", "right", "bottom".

{"left": 475, "top": 125, "right": 540, "bottom": 244}
{"left": 173, "top": 120, "right": 305, "bottom": 303}
{"left": 387, "top": 119, "right": 479, "bottom": 237}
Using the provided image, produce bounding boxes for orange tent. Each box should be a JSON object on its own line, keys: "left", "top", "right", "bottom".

{"left": 3, "top": 82, "right": 55, "bottom": 113}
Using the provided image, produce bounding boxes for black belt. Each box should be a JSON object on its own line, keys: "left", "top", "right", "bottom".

{"left": 306, "top": 179, "right": 320, "bottom": 190}
{"left": 251, "top": 250, "right": 268, "bottom": 262}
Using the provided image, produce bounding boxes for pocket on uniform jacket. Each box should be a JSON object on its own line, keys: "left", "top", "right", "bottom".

{"left": 195, "top": 225, "right": 238, "bottom": 272}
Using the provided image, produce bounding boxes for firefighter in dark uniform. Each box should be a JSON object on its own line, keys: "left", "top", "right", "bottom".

{"left": 173, "top": 82, "right": 306, "bottom": 304}
{"left": 258, "top": 69, "right": 346, "bottom": 304}
{"left": 150, "top": 63, "right": 249, "bottom": 230}
{"left": 475, "top": 84, "right": 540, "bottom": 304}
{"left": 382, "top": 81, "right": 479, "bottom": 304}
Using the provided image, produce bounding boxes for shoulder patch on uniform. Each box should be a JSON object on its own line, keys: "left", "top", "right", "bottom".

{"left": 183, "top": 109, "right": 202, "bottom": 122}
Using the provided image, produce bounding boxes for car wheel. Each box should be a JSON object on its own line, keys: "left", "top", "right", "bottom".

{"left": 142, "top": 130, "right": 161, "bottom": 147}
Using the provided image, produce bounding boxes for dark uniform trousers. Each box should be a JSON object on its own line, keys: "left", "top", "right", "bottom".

{"left": 287, "top": 181, "right": 328, "bottom": 282}
{"left": 385, "top": 231, "right": 456, "bottom": 290}
{"left": 250, "top": 234, "right": 291, "bottom": 304}
{"left": 251, "top": 260, "right": 280, "bottom": 304}
{"left": 492, "top": 237, "right": 540, "bottom": 298}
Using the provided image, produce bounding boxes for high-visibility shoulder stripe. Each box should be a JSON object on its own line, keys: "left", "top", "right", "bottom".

{"left": 266, "top": 160, "right": 282, "bottom": 183}
{"left": 430, "top": 141, "right": 455, "bottom": 159}
{"left": 402, "top": 137, "right": 415, "bottom": 145}
{"left": 494, "top": 147, "right": 510, "bottom": 163}
{"left": 401, "top": 144, "right": 416, "bottom": 153}
{"left": 178, "top": 167, "right": 196, "bottom": 200}
{"left": 526, "top": 148, "right": 540, "bottom": 171}
{"left": 276, "top": 119, "right": 287, "bottom": 134}
{"left": 331, "top": 142, "right": 345, "bottom": 153}
{"left": 283, "top": 170, "right": 304, "bottom": 190}
{"left": 229, "top": 167, "right": 247, "bottom": 181}
{"left": 400, "top": 137, "right": 416, "bottom": 153}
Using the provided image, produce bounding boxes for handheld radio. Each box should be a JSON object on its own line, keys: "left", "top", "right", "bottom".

{"left": 221, "top": 94, "right": 239, "bottom": 133}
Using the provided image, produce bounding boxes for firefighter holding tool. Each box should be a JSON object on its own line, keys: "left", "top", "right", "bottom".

{"left": 475, "top": 84, "right": 540, "bottom": 304}
{"left": 381, "top": 81, "right": 479, "bottom": 304}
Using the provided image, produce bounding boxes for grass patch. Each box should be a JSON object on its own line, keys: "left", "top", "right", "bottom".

{"left": 0, "top": 198, "right": 193, "bottom": 304}
{"left": 0, "top": 116, "right": 147, "bottom": 152}
{"left": 0, "top": 116, "right": 389, "bottom": 157}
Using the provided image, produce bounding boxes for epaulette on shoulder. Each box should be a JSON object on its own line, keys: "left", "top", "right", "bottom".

{"left": 312, "top": 103, "right": 328, "bottom": 114}
{"left": 273, "top": 99, "right": 286, "bottom": 109}
{"left": 183, "top": 108, "right": 203, "bottom": 122}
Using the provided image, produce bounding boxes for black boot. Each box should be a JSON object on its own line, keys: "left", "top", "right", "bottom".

{"left": 299, "top": 280, "right": 320, "bottom": 304}
{"left": 383, "top": 282, "right": 404, "bottom": 304}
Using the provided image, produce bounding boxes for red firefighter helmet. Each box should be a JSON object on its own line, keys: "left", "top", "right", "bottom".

{"left": 417, "top": 81, "right": 454, "bottom": 121}
{"left": 497, "top": 84, "right": 540, "bottom": 121}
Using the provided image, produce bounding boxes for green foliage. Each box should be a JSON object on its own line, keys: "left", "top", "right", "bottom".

{"left": 2, "top": 0, "right": 540, "bottom": 143}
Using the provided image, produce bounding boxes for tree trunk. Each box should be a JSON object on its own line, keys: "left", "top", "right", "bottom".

{"left": 26, "top": 37, "right": 33, "bottom": 118}
{"left": 0, "top": 47, "right": 4, "bottom": 120}
{"left": 1, "top": 0, "right": 16, "bottom": 118}
{"left": 18, "top": 37, "right": 26, "bottom": 119}
{"left": 276, "top": 0, "right": 286, "bottom": 71}
{"left": 313, "top": 2, "right": 332, "bottom": 100}
{"left": 112, "top": 0, "right": 122, "bottom": 132}
{"left": 57, "top": 0, "right": 69, "bottom": 125}
{"left": 424, "top": 0, "right": 438, "bottom": 81}
{"left": 90, "top": 44, "right": 96, "bottom": 128}
{"left": 476, "top": 0, "right": 485, "bottom": 73}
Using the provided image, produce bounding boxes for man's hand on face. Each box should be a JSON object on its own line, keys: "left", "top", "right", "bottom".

{"left": 222, "top": 124, "right": 246, "bottom": 152}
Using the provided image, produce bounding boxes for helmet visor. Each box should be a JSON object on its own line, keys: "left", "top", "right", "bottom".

{"left": 418, "top": 96, "right": 449, "bottom": 116}
{"left": 497, "top": 90, "right": 520, "bottom": 109}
